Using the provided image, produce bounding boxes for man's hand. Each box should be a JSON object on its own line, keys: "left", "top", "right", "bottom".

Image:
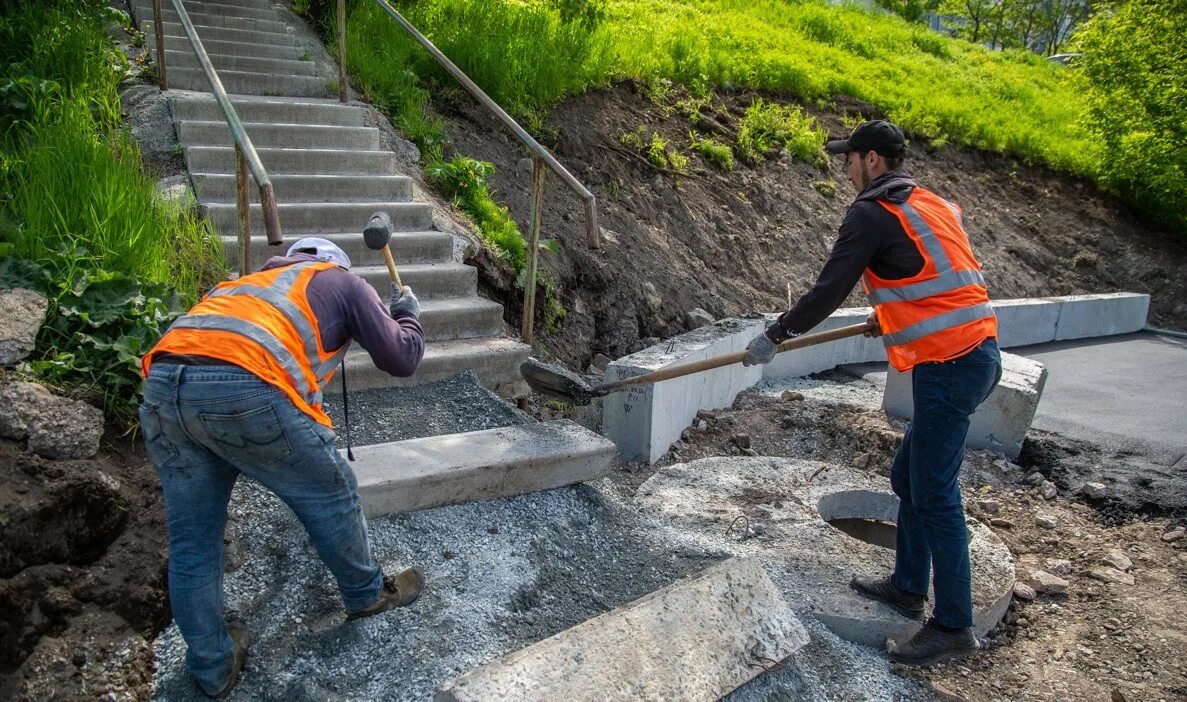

{"left": 389, "top": 283, "right": 420, "bottom": 320}
{"left": 863, "top": 311, "right": 882, "bottom": 338}
{"left": 742, "top": 332, "right": 778, "bottom": 367}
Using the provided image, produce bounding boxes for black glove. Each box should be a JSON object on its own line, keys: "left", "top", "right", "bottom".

{"left": 389, "top": 284, "right": 420, "bottom": 320}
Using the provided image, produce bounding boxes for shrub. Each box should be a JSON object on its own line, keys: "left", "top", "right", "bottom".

{"left": 736, "top": 98, "right": 827, "bottom": 167}
{"left": 427, "top": 157, "right": 527, "bottom": 269}
{"left": 689, "top": 133, "right": 735, "bottom": 171}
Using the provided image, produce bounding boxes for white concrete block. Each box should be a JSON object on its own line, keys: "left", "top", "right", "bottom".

{"left": 882, "top": 351, "right": 1048, "bottom": 459}
{"left": 350, "top": 421, "right": 616, "bottom": 517}
{"left": 434, "top": 557, "right": 808, "bottom": 702}
{"left": 989, "top": 298, "right": 1060, "bottom": 348}
{"left": 1053, "top": 293, "right": 1150, "bottom": 341}
{"left": 761, "top": 307, "right": 887, "bottom": 381}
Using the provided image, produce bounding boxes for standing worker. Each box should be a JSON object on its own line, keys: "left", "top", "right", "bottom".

{"left": 742, "top": 120, "right": 1001, "bottom": 665}
{"left": 139, "top": 237, "right": 426, "bottom": 697}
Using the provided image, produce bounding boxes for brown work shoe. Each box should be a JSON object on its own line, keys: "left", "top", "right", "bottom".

{"left": 346, "top": 568, "right": 425, "bottom": 621}
{"left": 207, "top": 620, "right": 249, "bottom": 699}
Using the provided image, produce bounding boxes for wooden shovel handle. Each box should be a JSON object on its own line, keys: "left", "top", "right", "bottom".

{"left": 595, "top": 321, "right": 875, "bottom": 394}
{"left": 382, "top": 244, "right": 403, "bottom": 289}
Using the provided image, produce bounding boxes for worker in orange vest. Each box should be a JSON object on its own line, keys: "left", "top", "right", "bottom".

{"left": 743, "top": 120, "right": 1002, "bottom": 665}
{"left": 140, "top": 238, "right": 425, "bottom": 697}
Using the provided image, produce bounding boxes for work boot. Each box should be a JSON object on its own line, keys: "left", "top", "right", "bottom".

{"left": 207, "top": 620, "right": 249, "bottom": 699}
{"left": 346, "top": 568, "right": 425, "bottom": 621}
{"left": 886, "top": 617, "right": 979, "bottom": 666}
{"left": 850, "top": 574, "right": 926, "bottom": 619}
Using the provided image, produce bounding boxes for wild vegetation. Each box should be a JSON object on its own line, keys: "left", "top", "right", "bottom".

{"left": 0, "top": 0, "right": 225, "bottom": 423}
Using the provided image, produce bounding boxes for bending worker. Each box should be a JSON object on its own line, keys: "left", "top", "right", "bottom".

{"left": 742, "top": 120, "right": 1002, "bottom": 666}
{"left": 139, "top": 237, "right": 425, "bottom": 697}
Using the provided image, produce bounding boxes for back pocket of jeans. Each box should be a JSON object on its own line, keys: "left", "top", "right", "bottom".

{"left": 200, "top": 404, "right": 291, "bottom": 466}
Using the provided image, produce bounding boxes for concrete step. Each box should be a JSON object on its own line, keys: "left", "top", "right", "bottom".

{"left": 339, "top": 337, "right": 530, "bottom": 398}
{"left": 204, "top": 201, "right": 432, "bottom": 234}
{"left": 195, "top": 173, "right": 413, "bottom": 203}
{"left": 138, "top": 9, "right": 288, "bottom": 33}
{"left": 350, "top": 421, "right": 616, "bottom": 517}
{"left": 133, "top": 0, "right": 279, "bottom": 23}
{"left": 161, "top": 49, "right": 318, "bottom": 77}
{"left": 144, "top": 21, "right": 296, "bottom": 48}
{"left": 177, "top": 121, "right": 380, "bottom": 150}
{"left": 165, "top": 66, "right": 330, "bottom": 98}
{"left": 148, "top": 35, "right": 301, "bottom": 61}
{"left": 220, "top": 230, "right": 453, "bottom": 265}
{"left": 351, "top": 263, "right": 479, "bottom": 301}
{"left": 186, "top": 146, "right": 397, "bottom": 175}
{"left": 171, "top": 95, "right": 366, "bottom": 127}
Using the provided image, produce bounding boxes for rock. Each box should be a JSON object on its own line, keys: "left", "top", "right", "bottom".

{"left": 780, "top": 391, "right": 804, "bottom": 402}
{"left": 1081, "top": 482, "right": 1108, "bottom": 500}
{"left": 1161, "top": 528, "right": 1185, "bottom": 543}
{"left": 1044, "top": 558, "right": 1072, "bottom": 576}
{"left": 979, "top": 499, "right": 1002, "bottom": 515}
{"left": 591, "top": 353, "right": 612, "bottom": 372}
{"left": 990, "top": 518, "right": 1015, "bottom": 529}
{"left": 1028, "top": 471, "right": 1045, "bottom": 486}
{"left": 154, "top": 174, "right": 196, "bottom": 210}
{"left": 1013, "top": 582, "right": 1037, "bottom": 601}
{"left": 994, "top": 458, "right": 1019, "bottom": 473}
{"left": 696, "top": 420, "right": 708, "bottom": 432}
{"left": 1035, "top": 512, "right": 1059, "bottom": 529}
{"left": 1029, "top": 570, "right": 1068, "bottom": 595}
{"left": 1040, "top": 481, "right": 1058, "bottom": 500}
{"left": 686, "top": 308, "right": 715, "bottom": 329}
{"left": 1088, "top": 567, "right": 1135, "bottom": 586}
{"left": 732, "top": 433, "right": 752, "bottom": 449}
{"left": 0, "top": 288, "right": 49, "bottom": 365}
{"left": 0, "top": 381, "right": 104, "bottom": 459}
{"left": 1102, "top": 549, "right": 1132, "bottom": 572}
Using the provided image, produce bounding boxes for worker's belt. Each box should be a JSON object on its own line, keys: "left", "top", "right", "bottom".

{"left": 152, "top": 353, "right": 246, "bottom": 369}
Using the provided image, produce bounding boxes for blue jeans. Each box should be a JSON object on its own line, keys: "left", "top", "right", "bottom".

{"left": 139, "top": 363, "right": 384, "bottom": 695}
{"left": 890, "top": 338, "right": 1001, "bottom": 629}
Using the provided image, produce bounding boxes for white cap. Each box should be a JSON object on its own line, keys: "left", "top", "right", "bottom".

{"left": 286, "top": 237, "right": 351, "bottom": 269}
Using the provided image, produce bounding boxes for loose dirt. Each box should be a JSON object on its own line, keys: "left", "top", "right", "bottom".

{"left": 442, "top": 82, "right": 1187, "bottom": 372}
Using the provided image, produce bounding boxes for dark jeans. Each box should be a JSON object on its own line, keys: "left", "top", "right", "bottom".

{"left": 139, "top": 364, "right": 384, "bottom": 695}
{"left": 890, "top": 338, "right": 1001, "bottom": 629}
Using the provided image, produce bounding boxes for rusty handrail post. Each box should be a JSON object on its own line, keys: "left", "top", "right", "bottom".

{"left": 520, "top": 158, "right": 546, "bottom": 344}
{"left": 169, "top": 0, "right": 283, "bottom": 257}
{"left": 337, "top": 0, "right": 348, "bottom": 103}
{"left": 370, "top": 0, "right": 600, "bottom": 249}
{"left": 152, "top": 0, "right": 167, "bottom": 89}
{"left": 235, "top": 145, "right": 251, "bottom": 276}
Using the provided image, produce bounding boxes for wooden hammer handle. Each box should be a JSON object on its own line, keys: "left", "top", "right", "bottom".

{"left": 381, "top": 245, "right": 403, "bottom": 289}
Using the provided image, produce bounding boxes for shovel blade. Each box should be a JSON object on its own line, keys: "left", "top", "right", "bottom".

{"left": 519, "top": 357, "right": 596, "bottom": 405}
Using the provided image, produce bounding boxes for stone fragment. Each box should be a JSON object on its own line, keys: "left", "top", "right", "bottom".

{"left": 1102, "top": 549, "right": 1132, "bottom": 572}
{"left": 1040, "top": 481, "right": 1058, "bottom": 500}
{"left": 1088, "top": 567, "right": 1135, "bottom": 586}
{"left": 990, "top": 518, "right": 1015, "bottom": 529}
{"left": 731, "top": 433, "right": 751, "bottom": 449}
{"left": 1081, "top": 482, "right": 1108, "bottom": 500}
{"left": 1028, "top": 471, "right": 1045, "bottom": 486}
{"left": 591, "top": 353, "right": 612, "bottom": 372}
{"left": 1035, "top": 512, "right": 1058, "bottom": 529}
{"left": 1013, "top": 582, "right": 1037, "bottom": 601}
{"left": 1029, "top": 570, "right": 1068, "bottom": 595}
{"left": 994, "top": 457, "right": 1019, "bottom": 473}
{"left": 979, "top": 499, "right": 1002, "bottom": 515}
{"left": 781, "top": 391, "right": 804, "bottom": 402}
{"left": 1045, "top": 559, "right": 1072, "bottom": 576}
{"left": 0, "top": 288, "right": 48, "bottom": 366}
{"left": 25, "top": 395, "right": 105, "bottom": 460}
{"left": 686, "top": 308, "right": 715, "bottom": 329}
{"left": 1161, "top": 528, "right": 1185, "bottom": 543}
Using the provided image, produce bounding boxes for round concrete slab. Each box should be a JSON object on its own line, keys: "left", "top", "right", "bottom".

{"left": 636, "top": 457, "right": 1015, "bottom": 647}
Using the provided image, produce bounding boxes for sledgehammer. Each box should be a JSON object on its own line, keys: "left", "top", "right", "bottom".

{"left": 363, "top": 211, "right": 403, "bottom": 289}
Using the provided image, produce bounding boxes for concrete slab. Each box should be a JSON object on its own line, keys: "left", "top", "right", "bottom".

{"left": 990, "top": 298, "right": 1060, "bottom": 348}
{"left": 435, "top": 557, "right": 808, "bottom": 702}
{"left": 1053, "top": 293, "right": 1149, "bottom": 341}
{"left": 883, "top": 350, "right": 1048, "bottom": 459}
{"left": 351, "top": 421, "right": 616, "bottom": 516}
{"left": 637, "top": 457, "right": 1015, "bottom": 648}
{"left": 760, "top": 307, "right": 885, "bottom": 380}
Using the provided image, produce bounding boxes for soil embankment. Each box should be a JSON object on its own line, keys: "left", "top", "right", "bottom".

{"left": 446, "top": 82, "right": 1187, "bottom": 371}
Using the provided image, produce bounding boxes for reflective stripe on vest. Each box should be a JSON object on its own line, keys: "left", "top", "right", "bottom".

{"left": 881, "top": 302, "right": 996, "bottom": 347}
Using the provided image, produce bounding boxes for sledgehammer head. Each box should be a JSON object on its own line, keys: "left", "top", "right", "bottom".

{"left": 363, "top": 211, "right": 393, "bottom": 251}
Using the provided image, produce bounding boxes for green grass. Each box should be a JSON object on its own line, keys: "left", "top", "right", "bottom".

{"left": 736, "top": 98, "right": 828, "bottom": 167}
{"left": 689, "top": 134, "right": 735, "bottom": 171}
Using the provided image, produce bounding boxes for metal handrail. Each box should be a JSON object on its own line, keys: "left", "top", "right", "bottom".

{"left": 151, "top": 0, "right": 284, "bottom": 275}
{"left": 340, "top": 0, "right": 602, "bottom": 343}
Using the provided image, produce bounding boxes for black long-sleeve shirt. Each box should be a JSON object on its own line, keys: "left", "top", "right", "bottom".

{"left": 767, "top": 169, "right": 925, "bottom": 342}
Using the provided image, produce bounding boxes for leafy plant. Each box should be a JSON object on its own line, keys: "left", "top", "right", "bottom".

{"left": 736, "top": 98, "right": 827, "bottom": 167}
{"left": 689, "top": 133, "right": 735, "bottom": 171}
{"left": 646, "top": 132, "right": 670, "bottom": 169}
{"left": 427, "top": 156, "right": 527, "bottom": 269}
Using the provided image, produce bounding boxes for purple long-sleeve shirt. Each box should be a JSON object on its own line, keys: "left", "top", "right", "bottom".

{"left": 261, "top": 254, "right": 424, "bottom": 376}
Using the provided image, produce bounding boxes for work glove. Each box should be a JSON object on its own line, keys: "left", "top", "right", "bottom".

{"left": 741, "top": 330, "right": 778, "bottom": 367}
{"left": 864, "top": 311, "right": 882, "bottom": 338}
{"left": 389, "top": 283, "right": 420, "bottom": 320}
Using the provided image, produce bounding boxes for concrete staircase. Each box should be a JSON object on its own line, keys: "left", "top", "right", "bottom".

{"left": 131, "top": 0, "right": 532, "bottom": 398}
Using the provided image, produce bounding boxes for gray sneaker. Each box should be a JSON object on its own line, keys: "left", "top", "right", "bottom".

{"left": 850, "top": 574, "right": 926, "bottom": 619}
{"left": 887, "top": 617, "right": 979, "bottom": 666}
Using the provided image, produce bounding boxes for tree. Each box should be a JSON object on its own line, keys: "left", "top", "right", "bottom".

{"left": 1075, "top": 0, "right": 1187, "bottom": 232}
{"left": 1006, "top": 0, "right": 1044, "bottom": 50}
{"left": 940, "top": 0, "right": 997, "bottom": 43}
{"left": 875, "top": 0, "right": 942, "bottom": 23}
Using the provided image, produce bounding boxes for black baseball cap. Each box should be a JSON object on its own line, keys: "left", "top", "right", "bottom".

{"left": 825, "top": 120, "right": 906, "bottom": 158}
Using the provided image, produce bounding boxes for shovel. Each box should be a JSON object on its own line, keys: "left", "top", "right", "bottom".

{"left": 521, "top": 320, "right": 877, "bottom": 405}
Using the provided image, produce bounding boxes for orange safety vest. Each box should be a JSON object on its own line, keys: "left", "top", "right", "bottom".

{"left": 141, "top": 261, "right": 350, "bottom": 427}
{"left": 863, "top": 187, "right": 997, "bottom": 372}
